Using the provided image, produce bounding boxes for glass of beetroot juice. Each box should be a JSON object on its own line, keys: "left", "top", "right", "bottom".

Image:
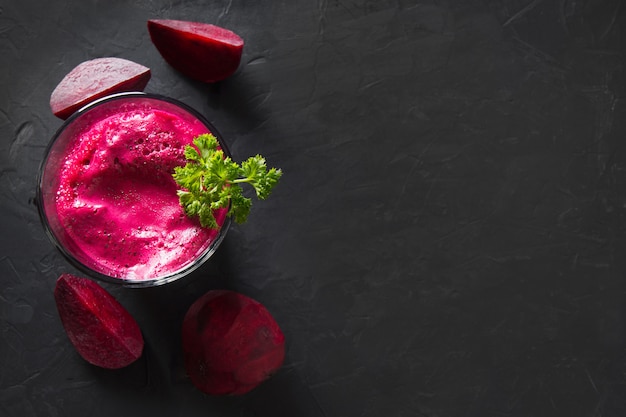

{"left": 37, "top": 92, "right": 231, "bottom": 287}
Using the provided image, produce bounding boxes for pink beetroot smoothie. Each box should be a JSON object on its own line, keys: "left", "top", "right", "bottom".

{"left": 54, "top": 101, "right": 226, "bottom": 280}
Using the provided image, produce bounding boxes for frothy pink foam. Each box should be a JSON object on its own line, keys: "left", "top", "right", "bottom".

{"left": 55, "top": 104, "right": 226, "bottom": 280}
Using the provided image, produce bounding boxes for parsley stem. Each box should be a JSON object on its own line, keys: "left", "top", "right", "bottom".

{"left": 173, "top": 133, "right": 281, "bottom": 228}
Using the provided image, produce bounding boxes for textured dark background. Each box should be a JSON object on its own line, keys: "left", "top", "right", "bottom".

{"left": 2, "top": 0, "right": 626, "bottom": 416}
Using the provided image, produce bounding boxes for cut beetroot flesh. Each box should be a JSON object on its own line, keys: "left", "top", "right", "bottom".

{"left": 181, "top": 290, "right": 285, "bottom": 395}
{"left": 54, "top": 274, "right": 144, "bottom": 369}
{"left": 147, "top": 19, "right": 244, "bottom": 83}
{"left": 50, "top": 57, "right": 151, "bottom": 120}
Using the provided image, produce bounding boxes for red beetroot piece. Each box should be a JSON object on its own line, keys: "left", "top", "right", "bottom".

{"left": 147, "top": 19, "right": 244, "bottom": 83}
{"left": 54, "top": 274, "right": 144, "bottom": 369}
{"left": 50, "top": 57, "right": 151, "bottom": 120}
{"left": 182, "top": 290, "right": 285, "bottom": 395}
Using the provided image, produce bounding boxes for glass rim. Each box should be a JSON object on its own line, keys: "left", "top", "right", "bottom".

{"left": 36, "top": 91, "right": 232, "bottom": 288}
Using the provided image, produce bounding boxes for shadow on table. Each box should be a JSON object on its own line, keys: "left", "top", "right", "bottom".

{"left": 243, "top": 367, "right": 328, "bottom": 417}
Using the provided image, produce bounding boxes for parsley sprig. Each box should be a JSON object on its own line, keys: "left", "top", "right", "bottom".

{"left": 173, "top": 133, "right": 282, "bottom": 229}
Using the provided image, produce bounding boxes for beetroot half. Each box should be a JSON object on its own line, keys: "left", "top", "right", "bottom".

{"left": 181, "top": 290, "right": 285, "bottom": 395}
{"left": 50, "top": 57, "right": 151, "bottom": 120}
{"left": 54, "top": 274, "right": 144, "bottom": 369}
{"left": 147, "top": 19, "right": 244, "bottom": 83}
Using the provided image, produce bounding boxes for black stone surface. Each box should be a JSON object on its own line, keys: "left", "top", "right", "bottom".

{"left": 2, "top": 1, "right": 626, "bottom": 416}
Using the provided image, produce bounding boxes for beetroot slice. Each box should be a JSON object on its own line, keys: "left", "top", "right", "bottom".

{"left": 147, "top": 19, "right": 244, "bottom": 83}
{"left": 50, "top": 57, "right": 151, "bottom": 120}
{"left": 181, "top": 290, "right": 285, "bottom": 395}
{"left": 54, "top": 274, "right": 144, "bottom": 369}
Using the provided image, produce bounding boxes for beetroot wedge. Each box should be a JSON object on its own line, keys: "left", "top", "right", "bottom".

{"left": 182, "top": 290, "right": 285, "bottom": 395}
{"left": 147, "top": 19, "right": 244, "bottom": 83}
{"left": 54, "top": 274, "right": 144, "bottom": 369}
{"left": 50, "top": 57, "right": 151, "bottom": 120}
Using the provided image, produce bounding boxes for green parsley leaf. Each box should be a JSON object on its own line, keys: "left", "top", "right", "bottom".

{"left": 172, "top": 133, "right": 282, "bottom": 229}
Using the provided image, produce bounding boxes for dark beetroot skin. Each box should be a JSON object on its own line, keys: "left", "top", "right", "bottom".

{"left": 54, "top": 274, "right": 144, "bottom": 369}
{"left": 50, "top": 57, "right": 151, "bottom": 120}
{"left": 182, "top": 290, "right": 285, "bottom": 395}
{"left": 147, "top": 19, "right": 244, "bottom": 83}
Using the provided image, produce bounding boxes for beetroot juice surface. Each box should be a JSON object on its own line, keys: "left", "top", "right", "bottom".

{"left": 52, "top": 96, "right": 227, "bottom": 281}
